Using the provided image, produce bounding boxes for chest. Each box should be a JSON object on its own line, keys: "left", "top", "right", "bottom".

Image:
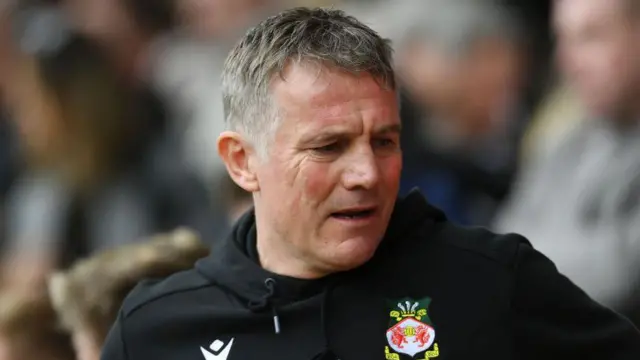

{"left": 131, "top": 260, "right": 514, "bottom": 360}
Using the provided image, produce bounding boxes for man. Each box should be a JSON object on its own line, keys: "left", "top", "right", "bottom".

{"left": 102, "top": 7, "right": 640, "bottom": 360}
{"left": 494, "top": 0, "right": 640, "bottom": 323}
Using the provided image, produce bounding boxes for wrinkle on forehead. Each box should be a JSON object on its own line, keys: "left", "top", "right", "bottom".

{"left": 268, "top": 62, "right": 400, "bottom": 156}
{"left": 272, "top": 67, "right": 397, "bottom": 134}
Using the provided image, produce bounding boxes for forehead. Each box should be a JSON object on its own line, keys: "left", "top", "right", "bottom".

{"left": 271, "top": 63, "right": 398, "bottom": 130}
{"left": 554, "top": 0, "right": 627, "bottom": 30}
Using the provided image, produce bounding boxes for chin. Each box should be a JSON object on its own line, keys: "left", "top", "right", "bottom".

{"left": 329, "top": 235, "right": 382, "bottom": 271}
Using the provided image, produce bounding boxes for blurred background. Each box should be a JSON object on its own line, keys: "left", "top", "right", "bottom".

{"left": 0, "top": 0, "right": 640, "bottom": 357}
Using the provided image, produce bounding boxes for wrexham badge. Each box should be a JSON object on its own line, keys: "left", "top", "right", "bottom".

{"left": 385, "top": 297, "right": 440, "bottom": 360}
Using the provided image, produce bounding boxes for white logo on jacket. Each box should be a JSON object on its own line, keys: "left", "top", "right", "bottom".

{"left": 200, "top": 338, "right": 234, "bottom": 360}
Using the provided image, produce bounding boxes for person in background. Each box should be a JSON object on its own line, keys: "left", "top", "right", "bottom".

{"left": 495, "top": 0, "right": 640, "bottom": 324}
{"left": 517, "top": 80, "right": 584, "bottom": 166}
{"left": 0, "top": 292, "right": 74, "bottom": 360}
{"left": 48, "top": 228, "right": 209, "bottom": 360}
{"left": 149, "top": 0, "right": 287, "bottom": 190}
{"left": 177, "top": 0, "right": 273, "bottom": 40}
{"left": 392, "top": 0, "right": 528, "bottom": 226}
{"left": 0, "top": 2, "right": 19, "bottom": 209}
{"left": 0, "top": 1, "right": 15, "bottom": 97}
{"left": 1, "top": 7, "right": 218, "bottom": 293}
{"left": 61, "top": 0, "right": 167, "bottom": 84}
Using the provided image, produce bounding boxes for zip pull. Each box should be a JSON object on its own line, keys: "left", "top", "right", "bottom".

{"left": 264, "top": 278, "right": 280, "bottom": 334}
{"left": 272, "top": 306, "right": 281, "bottom": 334}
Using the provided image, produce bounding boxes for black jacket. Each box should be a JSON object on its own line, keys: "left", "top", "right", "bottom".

{"left": 101, "top": 190, "right": 640, "bottom": 360}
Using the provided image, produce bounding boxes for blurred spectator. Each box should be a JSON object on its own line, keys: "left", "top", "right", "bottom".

{"left": 62, "top": 0, "right": 287, "bottom": 191}
{"left": 148, "top": 0, "right": 287, "bottom": 188}
{"left": 0, "top": 110, "right": 15, "bottom": 199}
{"left": 48, "top": 228, "right": 209, "bottom": 360}
{"left": 0, "top": 3, "right": 18, "bottom": 257}
{"left": 495, "top": 0, "right": 640, "bottom": 320}
{"left": 1, "top": 8, "right": 221, "bottom": 293}
{"left": 176, "top": 0, "right": 271, "bottom": 40}
{"left": 518, "top": 81, "right": 584, "bottom": 165}
{"left": 61, "top": 0, "right": 160, "bottom": 83}
{"left": 0, "top": 110, "right": 18, "bottom": 254}
{"left": 393, "top": 0, "right": 528, "bottom": 225}
{"left": 0, "top": 1, "right": 15, "bottom": 96}
{"left": 0, "top": 292, "right": 74, "bottom": 360}
{"left": 0, "top": 1, "right": 19, "bottom": 195}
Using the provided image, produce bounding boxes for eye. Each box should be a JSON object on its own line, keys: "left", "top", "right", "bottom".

{"left": 373, "top": 138, "right": 398, "bottom": 149}
{"left": 311, "top": 142, "right": 343, "bottom": 155}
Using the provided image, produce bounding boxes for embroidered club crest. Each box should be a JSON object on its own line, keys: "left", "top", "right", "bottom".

{"left": 385, "top": 297, "right": 439, "bottom": 359}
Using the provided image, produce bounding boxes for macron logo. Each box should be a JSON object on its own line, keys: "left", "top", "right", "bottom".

{"left": 200, "top": 338, "right": 234, "bottom": 360}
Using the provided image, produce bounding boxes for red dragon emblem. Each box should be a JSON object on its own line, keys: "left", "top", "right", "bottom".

{"left": 414, "top": 324, "right": 432, "bottom": 347}
{"left": 390, "top": 326, "right": 408, "bottom": 348}
{"left": 386, "top": 298, "right": 439, "bottom": 358}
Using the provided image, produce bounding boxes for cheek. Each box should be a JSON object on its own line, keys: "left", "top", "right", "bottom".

{"left": 298, "top": 163, "right": 336, "bottom": 207}
{"left": 380, "top": 156, "right": 403, "bottom": 190}
{"left": 261, "top": 154, "right": 331, "bottom": 216}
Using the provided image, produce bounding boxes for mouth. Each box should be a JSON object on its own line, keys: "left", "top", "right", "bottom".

{"left": 330, "top": 207, "right": 377, "bottom": 220}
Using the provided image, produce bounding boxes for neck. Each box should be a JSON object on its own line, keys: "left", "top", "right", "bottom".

{"left": 255, "top": 232, "right": 327, "bottom": 280}
{"left": 253, "top": 210, "right": 328, "bottom": 280}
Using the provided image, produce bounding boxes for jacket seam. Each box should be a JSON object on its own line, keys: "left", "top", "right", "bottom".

{"left": 124, "top": 283, "right": 217, "bottom": 318}
{"left": 442, "top": 232, "right": 522, "bottom": 268}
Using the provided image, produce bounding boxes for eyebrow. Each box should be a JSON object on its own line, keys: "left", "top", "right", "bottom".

{"left": 300, "top": 130, "right": 347, "bottom": 145}
{"left": 300, "top": 123, "right": 402, "bottom": 145}
{"left": 375, "top": 123, "right": 402, "bottom": 135}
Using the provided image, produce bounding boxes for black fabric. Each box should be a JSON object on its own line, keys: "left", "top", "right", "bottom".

{"left": 101, "top": 189, "right": 640, "bottom": 360}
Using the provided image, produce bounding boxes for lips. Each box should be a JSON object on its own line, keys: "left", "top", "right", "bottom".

{"left": 330, "top": 207, "right": 377, "bottom": 220}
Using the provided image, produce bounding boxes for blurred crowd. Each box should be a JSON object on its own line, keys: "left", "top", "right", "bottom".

{"left": 0, "top": 0, "right": 639, "bottom": 358}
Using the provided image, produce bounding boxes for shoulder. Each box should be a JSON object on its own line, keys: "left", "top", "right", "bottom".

{"left": 429, "top": 221, "right": 532, "bottom": 271}
{"left": 425, "top": 221, "right": 601, "bottom": 307}
{"left": 120, "top": 266, "right": 213, "bottom": 318}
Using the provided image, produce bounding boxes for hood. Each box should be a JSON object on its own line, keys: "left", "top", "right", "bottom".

{"left": 196, "top": 188, "right": 445, "bottom": 307}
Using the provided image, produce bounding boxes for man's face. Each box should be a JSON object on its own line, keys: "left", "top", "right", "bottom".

{"left": 554, "top": 0, "right": 640, "bottom": 118}
{"left": 253, "top": 64, "right": 401, "bottom": 277}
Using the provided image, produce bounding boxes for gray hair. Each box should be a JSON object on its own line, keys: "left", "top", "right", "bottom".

{"left": 394, "top": 0, "right": 522, "bottom": 58}
{"left": 221, "top": 7, "right": 396, "bottom": 152}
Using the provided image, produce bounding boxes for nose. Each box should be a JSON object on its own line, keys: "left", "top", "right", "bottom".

{"left": 341, "top": 147, "right": 380, "bottom": 190}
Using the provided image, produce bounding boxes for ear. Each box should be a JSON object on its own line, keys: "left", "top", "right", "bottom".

{"left": 217, "top": 131, "right": 260, "bottom": 192}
